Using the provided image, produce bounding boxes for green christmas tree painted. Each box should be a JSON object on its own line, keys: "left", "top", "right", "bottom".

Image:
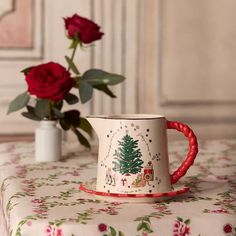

{"left": 112, "top": 134, "right": 144, "bottom": 175}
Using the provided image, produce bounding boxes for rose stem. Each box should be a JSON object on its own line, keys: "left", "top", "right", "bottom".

{"left": 71, "top": 44, "right": 77, "bottom": 62}
{"left": 67, "top": 43, "right": 78, "bottom": 73}
{"left": 48, "top": 101, "right": 53, "bottom": 120}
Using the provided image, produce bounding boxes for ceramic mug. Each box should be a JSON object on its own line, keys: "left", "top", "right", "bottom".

{"left": 87, "top": 114, "right": 198, "bottom": 195}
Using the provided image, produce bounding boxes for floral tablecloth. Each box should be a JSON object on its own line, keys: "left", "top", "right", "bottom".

{"left": 0, "top": 140, "right": 235, "bottom": 236}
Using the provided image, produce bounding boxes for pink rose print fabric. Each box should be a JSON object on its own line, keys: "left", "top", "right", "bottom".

{"left": 0, "top": 140, "right": 235, "bottom": 235}
{"left": 46, "top": 225, "right": 63, "bottom": 236}
{"left": 173, "top": 217, "right": 190, "bottom": 236}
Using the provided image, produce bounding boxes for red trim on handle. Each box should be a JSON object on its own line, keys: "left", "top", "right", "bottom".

{"left": 167, "top": 121, "right": 198, "bottom": 184}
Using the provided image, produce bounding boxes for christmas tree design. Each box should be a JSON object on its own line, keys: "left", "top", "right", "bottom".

{"left": 112, "top": 134, "right": 144, "bottom": 175}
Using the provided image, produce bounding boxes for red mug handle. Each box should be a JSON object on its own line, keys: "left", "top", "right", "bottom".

{"left": 167, "top": 120, "right": 198, "bottom": 184}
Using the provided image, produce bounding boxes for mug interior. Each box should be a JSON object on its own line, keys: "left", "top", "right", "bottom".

{"left": 87, "top": 114, "right": 165, "bottom": 120}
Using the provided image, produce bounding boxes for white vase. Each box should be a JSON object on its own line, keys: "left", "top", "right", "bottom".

{"left": 35, "top": 120, "right": 61, "bottom": 162}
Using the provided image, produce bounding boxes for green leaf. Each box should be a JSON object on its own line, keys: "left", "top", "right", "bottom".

{"left": 72, "top": 128, "right": 91, "bottom": 148}
{"left": 82, "top": 69, "right": 125, "bottom": 85}
{"left": 147, "top": 229, "right": 154, "bottom": 233}
{"left": 15, "top": 232, "right": 21, "bottom": 236}
{"left": 7, "top": 91, "right": 30, "bottom": 114}
{"left": 110, "top": 226, "right": 117, "bottom": 236}
{"left": 25, "top": 105, "right": 43, "bottom": 120}
{"left": 184, "top": 219, "right": 191, "bottom": 225}
{"left": 142, "top": 223, "right": 153, "bottom": 233}
{"left": 59, "top": 118, "right": 70, "bottom": 130}
{"left": 21, "top": 66, "right": 34, "bottom": 75}
{"left": 118, "top": 231, "right": 125, "bottom": 236}
{"left": 65, "top": 56, "right": 80, "bottom": 75}
{"left": 61, "top": 110, "right": 81, "bottom": 127}
{"left": 26, "top": 105, "right": 35, "bottom": 114}
{"left": 144, "top": 217, "right": 151, "bottom": 224}
{"left": 52, "top": 107, "right": 64, "bottom": 119}
{"left": 54, "top": 101, "right": 63, "bottom": 111}
{"left": 35, "top": 99, "right": 49, "bottom": 119}
{"left": 93, "top": 84, "right": 116, "bottom": 98}
{"left": 78, "top": 118, "right": 93, "bottom": 137}
{"left": 64, "top": 93, "right": 79, "bottom": 105}
{"left": 137, "top": 222, "right": 143, "bottom": 231}
{"left": 177, "top": 217, "right": 183, "bottom": 222}
{"left": 21, "top": 112, "right": 41, "bottom": 121}
{"left": 78, "top": 81, "right": 93, "bottom": 103}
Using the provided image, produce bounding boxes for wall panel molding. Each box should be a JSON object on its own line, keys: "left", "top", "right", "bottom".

{"left": 91, "top": 0, "right": 141, "bottom": 115}
{"left": 0, "top": 0, "right": 14, "bottom": 20}
{"left": 1, "top": 0, "right": 235, "bottom": 139}
{"left": 159, "top": 0, "right": 236, "bottom": 107}
{"left": 0, "top": 0, "right": 44, "bottom": 59}
{"left": 139, "top": 0, "right": 236, "bottom": 139}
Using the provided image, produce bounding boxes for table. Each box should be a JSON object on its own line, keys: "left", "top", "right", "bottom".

{"left": 0, "top": 140, "right": 235, "bottom": 236}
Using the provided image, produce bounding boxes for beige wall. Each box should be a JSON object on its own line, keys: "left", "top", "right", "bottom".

{"left": 0, "top": 0, "right": 236, "bottom": 140}
{"left": 140, "top": 0, "right": 236, "bottom": 139}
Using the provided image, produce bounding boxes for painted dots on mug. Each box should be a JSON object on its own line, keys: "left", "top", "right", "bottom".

{"left": 107, "top": 135, "right": 109, "bottom": 138}
{"left": 131, "top": 123, "right": 134, "bottom": 127}
{"left": 152, "top": 153, "right": 161, "bottom": 161}
{"left": 149, "top": 190, "right": 152, "bottom": 193}
{"left": 149, "top": 140, "right": 152, "bottom": 143}
{"left": 147, "top": 129, "right": 150, "bottom": 132}
{"left": 136, "top": 125, "right": 140, "bottom": 129}
{"left": 152, "top": 185, "right": 155, "bottom": 188}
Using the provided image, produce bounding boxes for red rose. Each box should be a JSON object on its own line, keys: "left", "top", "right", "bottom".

{"left": 25, "top": 62, "right": 75, "bottom": 101}
{"left": 98, "top": 223, "right": 107, "bottom": 232}
{"left": 223, "top": 224, "right": 233, "bottom": 233}
{"left": 64, "top": 110, "right": 81, "bottom": 127}
{"left": 64, "top": 14, "right": 104, "bottom": 44}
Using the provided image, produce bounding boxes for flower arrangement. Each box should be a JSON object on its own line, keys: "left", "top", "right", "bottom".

{"left": 7, "top": 14, "right": 125, "bottom": 148}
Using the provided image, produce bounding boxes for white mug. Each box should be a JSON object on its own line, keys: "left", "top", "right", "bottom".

{"left": 87, "top": 114, "right": 198, "bottom": 195}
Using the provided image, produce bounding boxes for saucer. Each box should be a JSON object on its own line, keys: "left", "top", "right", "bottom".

{"left": 79, "top": 181, "right": 189, "bottom": 202}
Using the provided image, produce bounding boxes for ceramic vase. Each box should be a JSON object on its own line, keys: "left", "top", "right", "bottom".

{"left": 35, "top": 120, "right": 61, "bottom": 162}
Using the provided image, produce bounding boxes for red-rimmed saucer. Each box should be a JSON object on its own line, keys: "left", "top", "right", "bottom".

{"left": 79, "top": 181, "right": 189, "bottom": 202}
